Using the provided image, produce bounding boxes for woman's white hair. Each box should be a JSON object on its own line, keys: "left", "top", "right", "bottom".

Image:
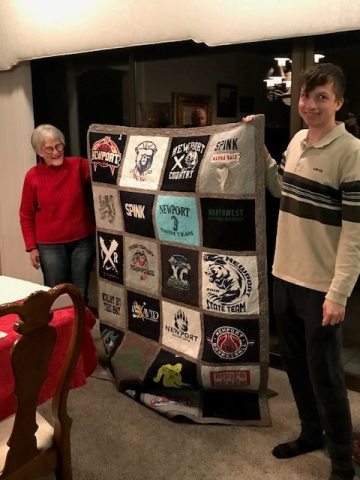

{"left": 31, "top": 124, "right": 65, "bottom": 153}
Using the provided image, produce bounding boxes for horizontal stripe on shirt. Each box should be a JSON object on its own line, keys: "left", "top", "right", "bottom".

{"left": 341, "top": 180, "right": 360, "bottom": 193}
{"left": 281, "top": 195, "right": 342, "bottom": 226}
{"left": 343, "top": 204, "right": 360, "bottom": 223}
{"left": 281, "top": 173, "right": 360, "bottom": 225}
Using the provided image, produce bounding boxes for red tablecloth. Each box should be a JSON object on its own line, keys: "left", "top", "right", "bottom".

{"left": 0, "top": 306, "right": 98, "bottom": 420}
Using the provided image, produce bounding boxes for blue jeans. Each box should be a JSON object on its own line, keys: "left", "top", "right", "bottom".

{"left": 38, "top": 235, "right": 96, "bottom": 304}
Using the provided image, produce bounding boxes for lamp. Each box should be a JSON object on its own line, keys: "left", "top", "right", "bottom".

{"left": 264, "top": 54, "right": 325, "bottom": 106}
{"left": 264, "top": 57, "right": 292, "bottom": 105}
{"left": 314, "top": 54, "right": 325, "bottom": 63}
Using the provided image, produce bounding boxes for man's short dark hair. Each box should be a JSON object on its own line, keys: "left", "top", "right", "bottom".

{"left": 300, "top": 63, "right": 345, "bottom": 99}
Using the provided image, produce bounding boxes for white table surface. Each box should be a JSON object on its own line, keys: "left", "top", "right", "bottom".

{"left": 0, "top": 276, "right": 74, "bottom": 311}
{"left": 0, "top": 275, "right": 49, "bottom": 304}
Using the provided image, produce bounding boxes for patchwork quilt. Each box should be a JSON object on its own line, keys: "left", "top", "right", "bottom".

{"left": 88, "top": 116, "right": 270, "bottom": 425}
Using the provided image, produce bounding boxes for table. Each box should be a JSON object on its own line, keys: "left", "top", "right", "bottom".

{"left": 0, "top": 277, "right": 98, "bottom": 421}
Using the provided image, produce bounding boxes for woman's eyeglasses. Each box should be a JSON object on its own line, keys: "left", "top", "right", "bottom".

{"left": 42, "top": 143, "right": 64, "bottom": 154}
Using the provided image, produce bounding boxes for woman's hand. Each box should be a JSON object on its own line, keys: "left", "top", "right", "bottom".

{"left": 30, "top": 248, "right": 40, "bottom": 269}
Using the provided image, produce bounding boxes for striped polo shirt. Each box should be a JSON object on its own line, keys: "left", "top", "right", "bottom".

{"left": 266, "top": 122, "right": 360, "bottom": 305}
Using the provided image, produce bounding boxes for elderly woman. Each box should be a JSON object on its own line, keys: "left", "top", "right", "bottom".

{"left": 19, "top": 124, "right": 96, "bottom": 303}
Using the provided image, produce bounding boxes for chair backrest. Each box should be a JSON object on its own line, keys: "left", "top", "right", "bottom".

{"left": 0, "top": 283, "right": 85, "bottom": 479}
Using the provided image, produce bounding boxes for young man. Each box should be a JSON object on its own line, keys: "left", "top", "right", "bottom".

{"left": 262, "top": 63, "right": 360, "bottom": 480}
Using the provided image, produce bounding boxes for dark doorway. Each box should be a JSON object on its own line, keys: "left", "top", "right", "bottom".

{"left": 77, "top": 68, "right": 124, "bottom": 157}
{"left": 31, "top": 57, "right": 70, "bottom": 146}
{"left": 31, "top": 57, "right": 126, "bottom": 158}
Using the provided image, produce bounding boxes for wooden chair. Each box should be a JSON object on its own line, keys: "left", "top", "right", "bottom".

{"left": 0, "top": 283, "right": 85, "bottom": 480}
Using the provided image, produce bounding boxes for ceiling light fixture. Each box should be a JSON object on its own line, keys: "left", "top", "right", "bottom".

{"left": 264, "top": 54, "right": 325, "bottom": 106}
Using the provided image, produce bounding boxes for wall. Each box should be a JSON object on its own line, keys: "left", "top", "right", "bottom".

{"left": 0, "top": 63, "right": 42, "bottom": 283}
{"left": 135, "top": 49, "right": 269, "bottom": 125}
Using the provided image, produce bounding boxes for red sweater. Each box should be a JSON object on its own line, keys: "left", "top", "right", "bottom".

{"left": 19, "top": 157, "right": 96, "bottom": 251}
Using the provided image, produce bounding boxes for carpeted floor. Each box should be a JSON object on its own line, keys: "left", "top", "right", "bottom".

{"left": 38, "top": 323, "right": 360, "bottom": 480}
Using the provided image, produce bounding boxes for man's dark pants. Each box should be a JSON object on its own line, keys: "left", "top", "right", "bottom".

{"left": 273, "top": 278, "right": 353, "bottom": 468}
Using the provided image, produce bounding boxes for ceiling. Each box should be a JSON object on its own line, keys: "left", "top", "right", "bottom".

{"left": 1, "top": 0, "right": 359, "bottom": 71}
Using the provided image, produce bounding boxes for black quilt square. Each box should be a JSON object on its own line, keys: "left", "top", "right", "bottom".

{"left": 144, "top": 349, "right": 198, "bottom": 389}
{"left": 127, "top": 290, "right": 161, "bottom": 342}
{"left": 201, "top": 198, "right": 256, "bottom": 251}
{"left": 97, "top": 231, "right": 123, "bottom": 284}
{"left": 99, "top": 323, "right": 124, "bottom": 358}
{"left": 120, "top": 190, "right": 155, "bottom": 238}
{"left": 161, "top": 245, "right": 199, "bottom": 306}
{"left": 161, "top": 135, "right": 210, "bottom": 192}
{"left": 202, "top": 391, "right": 260, "bottom": 420}
{"left": 89, "top": 132, "right": 127, "bottom": 185}
{"left": 202, "top": 315, "right": 260, "bottom": 363}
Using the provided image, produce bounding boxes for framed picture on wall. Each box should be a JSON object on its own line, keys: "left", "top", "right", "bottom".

{"left": 217, "top": 83, "right": 237, "bottom": 117}
{"left": 172, "top": 92, "right": 212, "bottom": 127}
